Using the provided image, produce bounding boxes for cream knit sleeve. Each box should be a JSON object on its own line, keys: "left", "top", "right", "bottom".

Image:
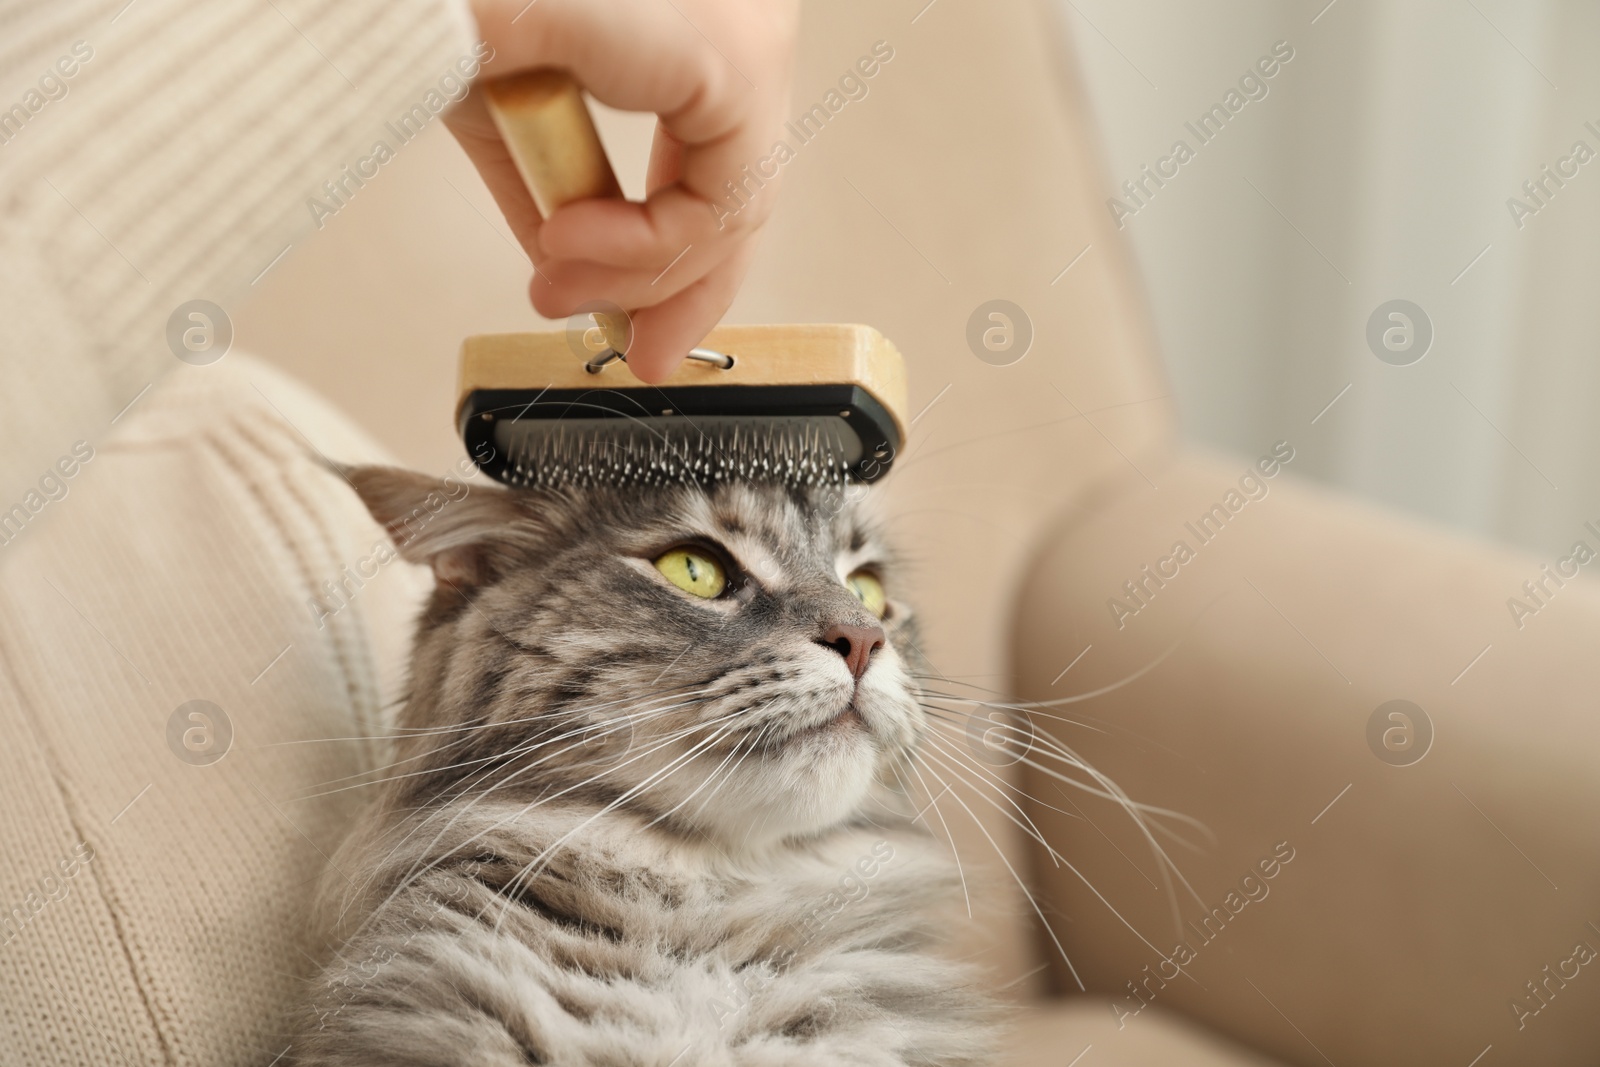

{"left": 0, "top": 0, "right": 476, "bottom": 426}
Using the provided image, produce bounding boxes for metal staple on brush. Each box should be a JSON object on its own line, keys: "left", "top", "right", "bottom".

{"left": 501, "top": 421, "right": 852, "bottom": 490}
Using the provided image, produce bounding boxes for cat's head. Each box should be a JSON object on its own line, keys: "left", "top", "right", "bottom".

{"left": 348, "top": 466, "right": 924, "bottom": 848}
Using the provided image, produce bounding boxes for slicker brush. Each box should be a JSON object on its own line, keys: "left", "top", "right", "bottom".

{"left": 456, "top": 70, "right": 908, "bottom": 490}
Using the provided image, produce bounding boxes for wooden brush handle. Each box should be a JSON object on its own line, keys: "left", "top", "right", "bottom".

{"left": 483, "top": 69, "right": 630, "bottom": 352}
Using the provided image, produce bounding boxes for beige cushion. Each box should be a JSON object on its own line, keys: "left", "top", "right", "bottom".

{"left": 0, "top": 354, "right": 428, "bottom": 1065}
{"left": 1015, "top": 451, "right": 1600, "bottom": 1065}
{"left": 1003, "top": 1001, "right": 1285, "bottom": 1067}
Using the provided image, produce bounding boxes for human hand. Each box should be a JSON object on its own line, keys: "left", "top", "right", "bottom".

{"left": 449, "top": 0, "right": 800, "bottom": 383}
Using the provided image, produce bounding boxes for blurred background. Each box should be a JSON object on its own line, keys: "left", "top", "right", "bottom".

{"left": 1059, "top": 0, "right": 1599, "bottom": 559}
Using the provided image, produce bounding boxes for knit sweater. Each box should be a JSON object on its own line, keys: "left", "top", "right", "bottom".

{"left": 0, "top": 0, "right": 473, "bottom": 483}
{"left": 0, "top": 3, "right": 472, "bottom": 1063}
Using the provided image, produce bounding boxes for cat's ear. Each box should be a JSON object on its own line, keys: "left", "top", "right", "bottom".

{"left": 342, "top": 465, "right": 530, "bottom": 589}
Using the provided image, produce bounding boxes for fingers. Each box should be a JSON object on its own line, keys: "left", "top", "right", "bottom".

{"left": 536, "top": 182, "right": 771, "bottom": 268}
{"left": 526, "top": 256, "right": 707, "bottom": 321}
{"left": 467, "top": 0, "right": 799, "bottom": 364}
{"left": 472, "top": 0, "right": 798, "bottom": 141}
{"left": 604, "top": 243, "right": 757, "bottom": 383}
{"left": 472, "top": 0, "right": 797, "bottom": 241}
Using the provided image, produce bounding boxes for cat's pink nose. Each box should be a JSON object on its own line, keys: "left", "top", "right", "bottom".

{"left": 818, "top": 623, "right": 885, "bottom": 680}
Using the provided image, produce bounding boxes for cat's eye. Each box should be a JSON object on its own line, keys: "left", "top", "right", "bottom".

{"left": 846, "top": 570, "right": 888, "bottom": 618}
{"left": 655, "top": 547, "right": 727, "bottom": 599}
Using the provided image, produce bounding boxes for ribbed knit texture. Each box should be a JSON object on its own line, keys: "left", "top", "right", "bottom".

{"left": 0, "top": 1, "right": 469, "bottom": 1063}
{"left": 0, "top": 356, "right": 435, "bottom": 1065}
{"left": 0, "top": 0, "right": 474, "bottom": 494}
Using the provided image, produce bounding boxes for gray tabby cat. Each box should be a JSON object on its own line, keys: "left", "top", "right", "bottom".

{"left": 290, "top": 466, "right": 995, "bottom": 1065}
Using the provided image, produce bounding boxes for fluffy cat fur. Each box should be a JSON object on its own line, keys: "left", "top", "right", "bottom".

{"left": 289, "top": 468, "right": 995, "bottom": 1065}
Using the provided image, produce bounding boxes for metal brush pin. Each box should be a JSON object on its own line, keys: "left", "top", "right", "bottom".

{"left": 496, "top": 415, "right": 852, "bottom": 490}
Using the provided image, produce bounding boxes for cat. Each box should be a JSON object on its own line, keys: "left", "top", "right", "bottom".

{"left": 289, "top": 465, "right": 996, "bottom": 1065}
